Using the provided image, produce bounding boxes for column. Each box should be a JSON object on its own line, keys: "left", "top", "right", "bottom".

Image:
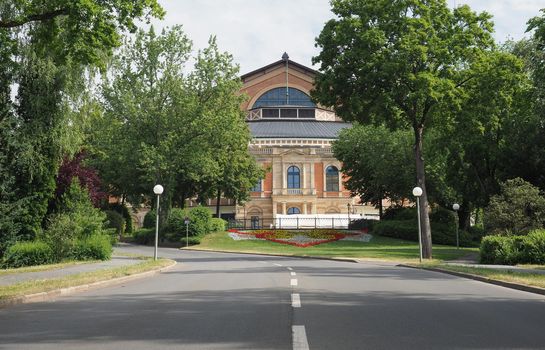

{"left": 302, "top": 163, "right": 306, "bottom": 189}
{"left": 272, "top": 201, "right": 277, "bottom": 217}
{"left": 282, "top": 161, "right": 287, "bottom": 192}
{"left": 303, "top": 201, "right": 308, "bottom": 214}
{"left": 310, "top": 162, "right": 315, "bottom": 194}
{"left": 282, "top": 202, "right": 287, "bottom": 215}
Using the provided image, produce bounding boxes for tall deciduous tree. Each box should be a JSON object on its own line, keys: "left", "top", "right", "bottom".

{"left": 96, "top": 27, "right": 260, "bottom": 216}
{"left": 313, "top": 0, "right": 494, "bottom": 258}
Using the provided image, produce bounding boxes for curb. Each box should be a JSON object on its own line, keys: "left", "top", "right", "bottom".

{"left": 182, "top": 247, "right": 359, "bottom": 263}
{"left": 400, "top": 264, "right": 545, "bottom": 296}
{"left": 0, "top": 260, "right": 177, "bottom": 308}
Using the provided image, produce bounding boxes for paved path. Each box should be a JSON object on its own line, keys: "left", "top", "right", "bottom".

{"left": 1, "top": 245, "right": 544, "bottom": 349}
{"left": 0, "top": 253, "right": 142, "bottom": 286}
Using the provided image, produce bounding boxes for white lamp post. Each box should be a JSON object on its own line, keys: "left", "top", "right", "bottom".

{"left": 453, "top": 203, "right": 460, "bottom": 249}
{"left": 153, "top": 184, "right": 164, "bottom": 261}
{"left": 412, "top": 186, "right": 423, "bottom": 262}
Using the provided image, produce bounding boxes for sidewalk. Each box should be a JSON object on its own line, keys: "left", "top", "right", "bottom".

{"left": 0, "top": 255, "right": 142, "bottom": 287}
{"left": 444, "top": 252, "right": 545, "bottom": 275}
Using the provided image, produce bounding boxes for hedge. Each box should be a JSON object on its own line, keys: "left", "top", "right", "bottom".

{"left": 210, "top": 218, "right": 227, "bottom": 232}
{"left": 71, "top": 235, "right": 112, "bottom": 261}
{"left": 104, "top": 210, "right": 125, "bottom": 236}
{"left": 2, "top": 241, "right": 55, "bottom": 268}
{"left": 371, "top": 219, "right": 474, "bottom": 247}
{"left": 133, "top": 228, "right": 156, "bottom": 245}
{"left": 480, "top": 230, "right": 545, "bottom": 265}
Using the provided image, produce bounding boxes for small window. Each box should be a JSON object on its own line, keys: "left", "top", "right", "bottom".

{"left": 250, "top": 180, "right": 262, "bottom": 192}
{"left": 287, "top": 207, "right": 300, "bottom": 215}
{"left": 326, "top": 166, "right": 339, "bottom": 192}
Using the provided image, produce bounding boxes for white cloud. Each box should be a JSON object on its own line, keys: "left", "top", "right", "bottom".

{"left": 147, "top": 0, "right": 544, "bottom": 74}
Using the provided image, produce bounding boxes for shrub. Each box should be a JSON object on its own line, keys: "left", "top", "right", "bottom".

{"left": 480, "top": 231, "right": 545, "bottom": 265}
{"left": 210, "top": 218, "right": 227, "bottom": 232}
{"left": 189, "top": 206, "right": 212, "bottom": 236}
{"left": 520, "top": 230, "right": 545, "bottom": 264}
{"left": 430, "top": 207, "right": 456, "bottom": 226}
{"left": 165, "top": 208, "right": 186, "bottom": 234}
{"left": 348, "top": 218, "right": 375, "bottom": 231}
{"left": 371, "top": 219, "right": 474, "bottom": 247}
{"left": 2, "top": 241, "right": 55, "bottom": 268}
{"left": 485, "top": 178, "right": 545, "bottom": 235}
{"left": 133, "top": 228, "right": 156, "bottom": 245}
{"left": 104, "top": 210, "right": 125, "bottom": 236}
{"left": 382, "top": 206, "right": 417, "bottom": 221}
{"left": 143, "top": 210, "right": 156, "bottom": 229}
{"left": 71, "top": 235, "right": 112, "bottom": 261}
{"left": 108, "top": 203, "right": 134, "bottom": 234}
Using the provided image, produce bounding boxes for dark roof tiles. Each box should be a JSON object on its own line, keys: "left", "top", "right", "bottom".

{"left": 248, "top": 121, "right": 351, "bottom": 139}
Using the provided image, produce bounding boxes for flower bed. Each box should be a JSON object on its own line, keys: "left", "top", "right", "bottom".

{"left": 228, "top": 229, "right": 348, "bottom": 247}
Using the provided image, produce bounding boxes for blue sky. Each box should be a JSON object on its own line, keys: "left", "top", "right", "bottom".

{"left": 149, "top": 1, "right": 544, "bottom": 74}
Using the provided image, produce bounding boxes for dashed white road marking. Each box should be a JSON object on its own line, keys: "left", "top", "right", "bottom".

{"left": 287, "top": 267, "right": 293, "bottom": 271}
{"left": 273, "top": 263, "right": 283, "bottom": 267}
{"left": 291, "top": 293, "right": 301, "bottom": 308}
{"left": 291, "top": 278, "right": 298, "bottom": 286}
{"left": 292, "top": 325, "right": 310, "bottom": 350}
{"left": 291, "top": 272, "right": 297, "bottom": 276}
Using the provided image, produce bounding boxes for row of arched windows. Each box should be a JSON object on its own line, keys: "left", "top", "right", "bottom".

{"left": 250, "top": 165, "right": 340, "bottom": 192}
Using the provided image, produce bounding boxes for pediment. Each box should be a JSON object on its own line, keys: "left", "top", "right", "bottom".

{"left": 278, "top": 148, "right": 306, "bottom": 156}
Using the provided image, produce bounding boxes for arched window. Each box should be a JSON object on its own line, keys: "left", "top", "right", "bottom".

{"left": 326, "top": 166, "right": 339, "bottom": 192}
{"left": 287, "top": 166, "right": 300, "bottom": 189}
{"left": 287, "top": 207, "right": 300, "bottom": 215}
{"left": 252, "top": 87, "right": 316, "bottom": 108}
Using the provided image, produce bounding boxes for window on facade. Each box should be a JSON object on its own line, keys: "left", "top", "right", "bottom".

{"left": 287, "top": 207, "right": 301, "bottom": 215}
{"left": 287, "top": 166, "right": 300, "bottom": 189}
{"left": 252, "top": 88, "right": 316, "bottom": 108}
{"left": 326, "top": 166, "right": 339, "bottom": 192}
{"left": 250, "top": 180, "right": 262, "bottom": 192}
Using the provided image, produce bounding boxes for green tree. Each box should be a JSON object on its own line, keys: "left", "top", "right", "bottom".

{"left": 96, "top": 27, "right": 260, "bottom": 218}
{"left": 333, "top": 124, "right": 415, "bottom": 218}
{"left": 313, "top": 0, "right": 494, "bottom": 258}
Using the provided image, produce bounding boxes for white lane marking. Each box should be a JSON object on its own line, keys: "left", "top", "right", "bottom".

{"left": 291, "top": 272, "right": 297, "bottom": 276}
{"left": 291, "top": 278, "right": 298, "bottom": 286}
{"left": 273, "top": 263, "right": 283, "bottom": 267}
{"left": 292, "top": 325, "right": 310, "bottom": 350}
{"left": 291, "top": 293, "right": 301, "bottom": 308}
{"left": 287, "top": 267, "right": 293, "bottom": 271}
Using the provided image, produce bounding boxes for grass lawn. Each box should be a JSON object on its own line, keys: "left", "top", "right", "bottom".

{"left": 0, "top": 260, "right": 100, "bottom": 276}
{"left": 190, "top": 231, "right": 476, "bottom": 263}
{"left": 0, "top": 258, "right": 174, "bottom": 301}
{"left": 425, "top": 264, "right": 545, "bottom": 289}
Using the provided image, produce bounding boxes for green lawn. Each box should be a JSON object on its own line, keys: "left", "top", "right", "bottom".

{"left": 190, "top": 231, "right": 476, "bottom": 263}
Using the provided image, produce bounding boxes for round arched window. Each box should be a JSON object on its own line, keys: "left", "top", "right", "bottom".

{"left": 287, "top": 166, "right": 300, "bottom": 189}
{"left": 252, "top": 87, "right": 316, "bottom": 108}
{"left": 326, "top": 166, "right": 339, "bottom": 192}
{"left": 287, "top": 207, "right": 301, "bottom": 215}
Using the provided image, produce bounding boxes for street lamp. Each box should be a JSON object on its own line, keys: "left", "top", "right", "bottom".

{"left": 347, "top": 203, "right": 351, "bottom": 228}
{"left": 453, "top": 203, "right": 460, "bottom": 249}
{"left": 153, "top": 184, "right": 164, "bottom": 261}
{"left": 412, "top": 186, "right": 423, "bottom": 262}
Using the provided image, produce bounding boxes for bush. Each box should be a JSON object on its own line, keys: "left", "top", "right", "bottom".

{"left": 104, "top": 210, "right": 125, "bottom": 236}
{"left": 210, "top": 218, "right": 227, "bottom": 232}
{"left": 71, "top": 235, "right": 112, "bottom": 261}
{"left": 348, "top": 218, "right": 375, "bottom": 231}
{"left": 485, "top": 178, "right": 545, "bottom": 235}
{"left": 430, "top": 207, "right": 456, "bottom": 226}
{"left": 133, "top": 228, "right": 156, "bottom": 245}
{"left": 189, "top": 206, "right": 212, "bottom": 236}
{"left": 143, "top": 209, "right": 156, "bottom": 229}
{"left": 382, "top": 206, "right": 417, "bottom": 221}
{"left": 2, "top": 241, "right": 55, "bottom": 268}
{"left": 371, "top": 219, "right": 474, "bottom": 247}
{"left": 108, "top": 203, "right": 134, "bottom": 234}
{"left": 480, "top": 230, "right": 545, "bottom": 265}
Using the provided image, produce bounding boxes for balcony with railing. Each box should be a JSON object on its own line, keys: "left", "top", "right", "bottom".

{"left": 273, "top": 188, "right": 317, "bottom": 196}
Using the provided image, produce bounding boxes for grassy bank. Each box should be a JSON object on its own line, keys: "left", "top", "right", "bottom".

{"left": 425, "top": 264, "right": 545, "bottom": 289}
{"left": 190, "top": 231, "right": 476, "bottom": 262}
{"left": 0, "top": 258, "right": 174, "bottom": 301}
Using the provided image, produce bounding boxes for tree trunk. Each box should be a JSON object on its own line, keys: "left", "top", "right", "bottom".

{"left": 215, "top": 189, "right": 221, "bottom": 218}
{"left": 414, "top": 126, "right": 433, "bottom": 259}
{"left": 378, "top": 197, "right": 383, "bottom": 219}
{"left": 459, "top": 202, "right": 472, "bottom": 231}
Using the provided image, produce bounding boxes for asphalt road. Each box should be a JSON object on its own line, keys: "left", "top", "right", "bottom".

{"left": 1, "top": 245, "right": 544, "bottom": 349}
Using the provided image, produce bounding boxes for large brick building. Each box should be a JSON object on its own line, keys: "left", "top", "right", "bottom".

{"left": 228, "top": 54, "right": 379, "bottom": 228}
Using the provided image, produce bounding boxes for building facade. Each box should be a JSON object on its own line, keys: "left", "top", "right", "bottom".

{"left": 232, "top": 54, "right": 378, "bottom": 228}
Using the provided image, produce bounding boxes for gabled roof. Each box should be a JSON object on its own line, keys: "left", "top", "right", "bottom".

{"left": 248, "top": 121, "right": 351, "bottom": 139}
{"left": 241, "top": 58, "right": 318, "bottom": 81}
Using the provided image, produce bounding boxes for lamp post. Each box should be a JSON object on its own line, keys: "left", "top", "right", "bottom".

{"left": 153, "top": 184, "right": 164, "bottom": 261}
{"left": 453, "top": 203, "right": 460, "bottom": 249}
{"left": 184, "top": 216, "right": 190, "bottom": 248}
{"left": 347, "top": 203, "right": 351, "bottom": 228}
{"left": 412, "top": 187, "right": 423, "bottom": 262}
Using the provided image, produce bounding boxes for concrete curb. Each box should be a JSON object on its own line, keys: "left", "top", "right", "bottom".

{"left": 400, "top": 264, "right": 545, "bottom": 296}
{"left": 182, "top": 247, "right": 359, "bottom": 263}
{"left": 0, "top": 260, "right": 177, "bottom": 309}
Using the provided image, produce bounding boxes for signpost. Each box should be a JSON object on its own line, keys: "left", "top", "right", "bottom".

{"left": 184, "top": 217, "right": 190, "bottom": 247}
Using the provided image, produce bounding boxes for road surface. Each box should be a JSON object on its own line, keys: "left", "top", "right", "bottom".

{"left": 1, "top": 245, "right": 544, "bottom": 349}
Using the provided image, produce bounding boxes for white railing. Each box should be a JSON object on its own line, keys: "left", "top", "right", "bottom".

{"left": 273, "top": 188, "right": 316, "bottom": 196}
